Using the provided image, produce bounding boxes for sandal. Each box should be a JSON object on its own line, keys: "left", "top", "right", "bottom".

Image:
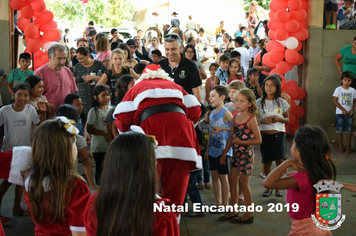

{"left": 218, "top": 213, "right": 238, "bottom": 221}
{"left": 238, "top": 196, "right": 244, "bottom": 203}
{"left": 231, "top": 216, "right": 254, "bottom": 224}
{"left": 345, "top": 149, "right": 353, "bottom": 153}
{"left": 205, "top": 182, "right": 212, "bottom": 189}
{"left": 197, "top": 182, "right": 204, "bottom": 190}
{"left": 0, "top": 215, "right": 13, "bottom": 224}
{"left": 185, "top": 210, "right": 204, "bottom": 217}
{"left": 338, "top": 148, "right": 344, "bottom": 153}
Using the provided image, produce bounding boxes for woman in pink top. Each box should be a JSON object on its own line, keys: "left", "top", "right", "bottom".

{"left": 253, "top": 37, "right": 271, "bottom": 86}
{"left": 95, "top": 36, "right": 111, "bottom": 69}
{"left": 263, "top": 126, "right": 335, "bottom": 236}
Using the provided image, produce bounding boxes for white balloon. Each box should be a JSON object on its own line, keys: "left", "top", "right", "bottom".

{"left": 294, "top": 100, "right": 300, "bottom": 106}
{"left": 285, "top": 37, "right": 299, "bottom": 50}
{"left": 276, "top": 40, "right": 285, "bottom": 46}
{"left": 43, "top": 42, "right": 57, "bottom": 51}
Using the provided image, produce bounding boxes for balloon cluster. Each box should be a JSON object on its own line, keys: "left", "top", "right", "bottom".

{"left": 264, "top": 0, "right": 308, "bottom": 135}
{"left": 10, "top": 0, "right": 61, "bottom": 70}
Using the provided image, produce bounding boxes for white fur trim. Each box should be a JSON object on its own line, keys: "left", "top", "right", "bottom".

{"left": 136, "top": 69, "right": 174, "bottom": 83}
{"left": 183, "top": 94, "right": 200, "bottom": 108}
{"left": 8, "top": 146, "right": 32, "bottom": 186}
{"left": 114, "top": 89, "right": 184, "bottom": 114}
{"left": 69, "top": 226, "right": 86, "bottom": 232}
{"left": 155, "top": 146, "right": 202, "bottom": 169}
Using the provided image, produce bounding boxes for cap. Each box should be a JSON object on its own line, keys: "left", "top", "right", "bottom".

{"left": 152, "top": 11, "right": 159, "bottom": 15}
{"left": 172, "top": 12, "right": 178, "bottom": 15}
{"left": 126, "top": 39, "right": 137, "bottom": 47}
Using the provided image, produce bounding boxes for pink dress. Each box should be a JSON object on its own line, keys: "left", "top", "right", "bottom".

{"left": 94, "top": 50, "right": 111, "bottom": 64}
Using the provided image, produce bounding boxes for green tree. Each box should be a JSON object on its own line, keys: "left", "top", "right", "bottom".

{"left": 243, "top": 0, "right": 270, "bottom": 11}
{"left": 107, "top": 0, "right": 135, "bottom": 27}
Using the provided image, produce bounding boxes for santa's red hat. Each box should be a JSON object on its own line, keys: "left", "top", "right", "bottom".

{"left": 137, "top": 64, "right": 173, "bottom": 83}
{"left": 0, "top": 146, "right": 31, "bottom": 185}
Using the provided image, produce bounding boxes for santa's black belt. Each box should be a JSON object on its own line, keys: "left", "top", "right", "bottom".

{"left": 140, "top": 104, "right": 186, "bottom": 124}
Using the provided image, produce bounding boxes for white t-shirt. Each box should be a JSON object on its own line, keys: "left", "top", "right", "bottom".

{"left": 257, "top": 98, "right": 290, "bottom": 132}
{"left": 234, "top": 46, "right": 250, "bottom": 76}
{"left": 87, "top": 107, "right": 110, "bottom": 153}
{"left": 150, "top": 16, "right": 160, "bottom": 28}
{"left": 333, "top": 86, "right": 356, "bottom": 114}
{"left": 0, "top": 104, "right": 40, "bottom": 151}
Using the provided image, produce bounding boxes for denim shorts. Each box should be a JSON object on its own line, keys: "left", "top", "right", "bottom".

{"left": 336, "top": 114, "right": 353, "bottom": 134}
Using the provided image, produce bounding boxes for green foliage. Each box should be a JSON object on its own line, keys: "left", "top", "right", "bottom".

{"left": 45, "top": 0, "right": 135, "bottom": 27}
{"left": 242, "top": 0, "right": 270, "bottom": 11}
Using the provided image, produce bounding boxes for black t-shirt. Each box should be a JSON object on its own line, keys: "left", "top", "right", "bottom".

{"left": 157, "top": 55, "right": 202, "bottom": 94}
{"left": 105, "top": 66, "right": 131, "bottom": 105}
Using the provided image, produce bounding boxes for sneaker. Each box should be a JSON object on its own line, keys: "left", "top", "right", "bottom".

{"left": 205, "top": 182, "right": 212, "bottom": 189}
{"left": 197, "top": 182, "right": 204, "bottom": 190}
{"left": 330, "top": 24, "right": 337, "bottom": 29}
{"left": 325, "top": 24, "right": 332, "bottom": 29}
{"left": 260, "top": 172, "right": 266, "bottom": 179}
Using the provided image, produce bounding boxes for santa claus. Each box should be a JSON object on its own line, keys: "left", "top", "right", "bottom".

{"left": 114, "top": 64, "right": 201, "bottom": 216}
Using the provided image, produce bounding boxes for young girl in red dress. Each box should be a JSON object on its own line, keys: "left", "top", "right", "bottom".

{"left": 84, "top": 131, "right": 179, "bottom": 236}
{"left": 24, "top": 117, "right": 89, "bottom": 236}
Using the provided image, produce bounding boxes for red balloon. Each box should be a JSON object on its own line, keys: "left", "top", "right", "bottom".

{"left": 301, "top": 0, "right": 308, "bottom": 10}
{"left": 295, "top": 53, "right": 304, "bottom": 65}
{"left": 299, "top": 20, "right": 308, "bottom": 28}
{"left": 263, "top": 53, "right": 277, "bottom": 68}
{"left": 285, "top": 19, "right": 300, "bottom": 32}
{"left": 10, "top": 0, "right": 30, "bottom": 10}
{"left": 289, "top": 123, "right": 300, "bottom": 136}
{"left": 288, "top": 63, "right": 294, "bottom": 70}
{"left": 283, "top": 85, "right": 298, "bottom": 100}
{"left": 276, "top": 61, "right": 290, "bottom": 74}
{"left": 35, "top": 11, "right": 54, "bottom": 25}
{"left": 268, "top": 30, "right": 276, "bottom": 40}
{"left": 21, "top": 6, "right": 34, "bottom": 19}
{"left": 285, "top": 49, "right": 299, "bottom": 64}
{"left": 269, "top": 49, "right": 285, "bottom": 63}
{"left": 33, "top": 50, "right": 43, "bottom": 59}
{"left": 288, "top": 113, "right": 297, "bottom": 126}
{"left": 295, "top": 87, "right": 306, "bottom": 100}
{"left": 267, "top": 18, "right": 286, "bottom": 31}
{"left": 39, "top": 21, "right": 58, "bottom": 32}
{"left": 290, "top": 100, "right": 296, "bottom": 112}
{"left": 269, "top": 68, "right": 278, "bottom": 75}
{"left": 270, "top": 0, "right": 288, "bottom": 12}
{"left": 295, "top": 41, "right": 303, "bottom": 51}
{"left": 285, "top": 80, "right": 298, "bottom": 88}
{"left": 294, "top": 106, "right": 305, "bottom": 118}
{"left": 33, "top": 57, "right": 44, "bottom": 70}
{"left": 26, "top": 37, "right": 43, "bottom": 53}
{"left": 41, "top": 53, "right": 49, "bottom": 63}
{"left": 24, "top": 23, "right": 39, "bottom": 39}
{"left": 275, "top": 9, "right": 290, "bottom": 22}
{"left": 266, "top": 40, "right": 285, "bottom": 52}
{"left": 269, "top": 11, "right": 275, "bottom": 19}
{"left": 31, "top": 0, "right": 46, "bottom": 12}
{"left": 290, "top": 10, "right": 307, "bottom": 21}
{"left": 42, "top": 28, "right": 61, "bottom": 41}
{"left": 275, "top": 28, "right": 289, "bottom": 41}
{"left": 288, "top": 0, "right": 302, "bottom": 11}
{"left": 17, "top": 17, "right": 32, "bottom": 31}
{"left": 290, "top": 27, "right": 308, "bottom": 41}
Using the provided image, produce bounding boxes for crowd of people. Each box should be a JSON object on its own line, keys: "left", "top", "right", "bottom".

{"left": 1, "top": 1, "right": 356, "bottom": 235}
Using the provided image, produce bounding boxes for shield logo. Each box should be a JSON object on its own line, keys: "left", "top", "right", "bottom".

{"left": 315, "top": 193, "right": 342, "bottom": 224}
{"left": 179, "top": 70, "right": 186, "bottom": 79}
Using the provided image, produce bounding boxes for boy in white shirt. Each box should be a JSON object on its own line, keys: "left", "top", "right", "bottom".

{"left": 333, "top": 71, "right": 356, "bottom": 153}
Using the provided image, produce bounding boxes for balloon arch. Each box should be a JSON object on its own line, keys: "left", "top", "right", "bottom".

{"left": 10, "top": 0, "right": 61, "bottom": 71}
{"left": 265, "top": 0, "right": 308, "bottom": 135}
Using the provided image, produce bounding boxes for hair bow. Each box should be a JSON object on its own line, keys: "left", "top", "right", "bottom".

{"left": 57, "top": 116, "right": 79, "bottom": 136}
{"left": 129, "top": 125, "right": 158, "bottom": 148}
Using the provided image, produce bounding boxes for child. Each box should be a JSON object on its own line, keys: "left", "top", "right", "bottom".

{"left": 197, "top": 105, "right": 214, "bottom": 189}
{"left": 204, "top": 85, "right": 233, "bottom": 209}
{"left": 245, "top": 68, "right": 262, "bottom": 99}
{"left": 86, "top": 85, "right": 111, "bottom": 185}
{"left": 205, "top": 63, "right": 219, "bottom": 104}
{"left": 64, "top": 93, "right": 86, "bottom": 136}
{"left": 333, "top": 71, "right": 356, "bottom": 153}
{"left": 325, "top": 0, "right": 338, "bottom": 29}
{"left": 26, "top": 75, "right": 54, "bottom": 119}
{"left": 0, "top": 83, "right": 45, "bottom": 220}
{"left": 230, "top": 51, "right": 245, "bottom": 77}
{"left": 151, "top": 49, "right": 162, "bottom": 64}
{"left": 228, "top": 58, "right": 244, "bottom": 84}
{"left": 6, "top": 52, "right": 33, "bottom": 97}
{"left": 263, "top": 125, "right": 335, "bottom": 235}
{"left": 248, "top": 38, "right": 260, "bottom": 67}
{"left": 133, "top": 62, "right": 147, "bottom": 76}
{"left": 257, "top": 74, "right": 290, "bottom": 197}
{"left": 105, "top": 75, "right": 136, "bottom": 143}
{"left": 109, "top": 28, "right": 119, "bottom": 44}
{"left": 97, "top": 48, "right": 138, "bottom": 105}
{"left": 215, "top": 54, "right": 230, "bottom": 86}
{"left": 219, "top": 88, "right": 261, "bottom": 223}
{"left": 24, "top": 117, "right": 90, "bottom": 235}
{"left": 83, "top": 132, "right": 179, "bottom": 236}
{"left": 56, "top": 104, "right": 99, "bottom": 191}
{"left": 63, "top": 28, "right": 70, "bottom": 45}
{"left": 337, "top": 0, "right": 356, "bottom": 30}
{"left": 225, "top": 80, "right": 246, "bottom": 115}
{"left": 213, "top": 47, "right": 220, "bottom": 62}
{"left": 147, "top": 37, "right": 159, "bottom": 59}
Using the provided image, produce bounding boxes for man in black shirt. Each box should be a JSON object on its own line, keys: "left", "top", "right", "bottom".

{"left": 158, "top": 33, "right": 201, "bottom": 102}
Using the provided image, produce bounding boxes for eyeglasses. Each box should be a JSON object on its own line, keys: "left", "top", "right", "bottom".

{"left": 185, "top": 50, "right": 194, "bottom": 54}
{"left": 77, "top": 55, "right": 86, "bottom": 61}
{"left": 55, "top": 73, "right": 62, "bottom": 86}
{"left": 164, "top": 33, "right": 181, "bottom": 40}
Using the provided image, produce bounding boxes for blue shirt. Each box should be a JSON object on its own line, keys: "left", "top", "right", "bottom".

{"left": 215, "top": 67, "right": 228, "bottom": 86}
{"left": 208, "top": 107, "right": 232, "bottom": 157}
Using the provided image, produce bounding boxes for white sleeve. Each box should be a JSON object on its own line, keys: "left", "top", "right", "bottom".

{"left": 30, "top": 106, "right": 40, "bottom": 125}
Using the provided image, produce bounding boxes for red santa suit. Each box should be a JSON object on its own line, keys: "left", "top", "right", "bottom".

{"left": 114, "top": 65, "right": 201, "bottom": 214}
